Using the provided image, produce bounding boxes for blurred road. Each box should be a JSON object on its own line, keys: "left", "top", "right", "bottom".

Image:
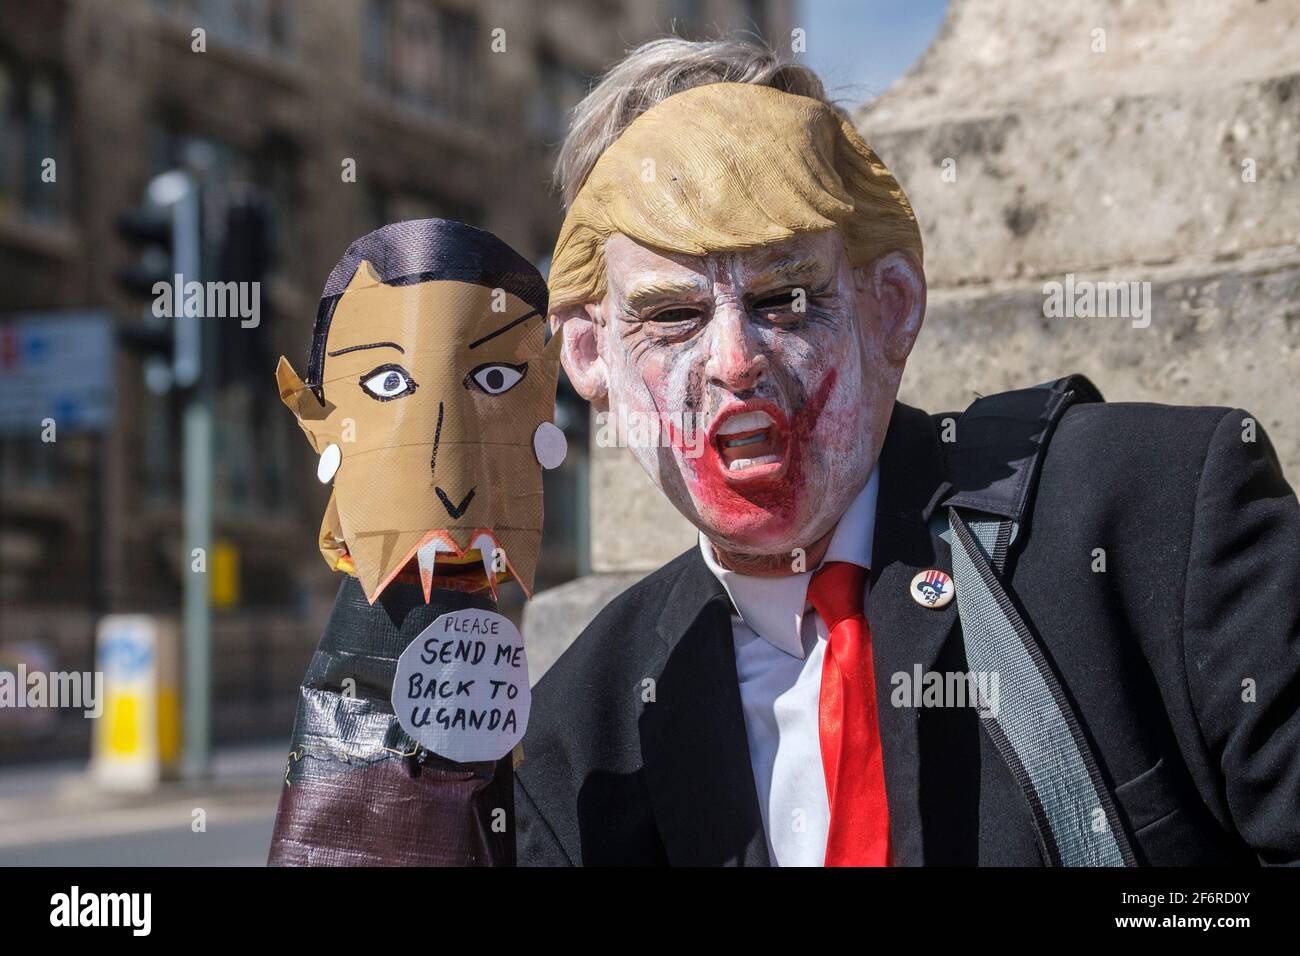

{"left": 0, "top": 743, "right": 285, "bottom": 866}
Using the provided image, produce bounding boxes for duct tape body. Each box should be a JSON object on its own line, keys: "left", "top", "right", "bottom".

{"left": 268, "top": 575, "right": 517, "bottom": 867}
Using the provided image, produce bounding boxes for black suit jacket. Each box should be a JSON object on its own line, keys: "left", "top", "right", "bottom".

{"left": 514, "top": 400, "right": 1300, "bottom": 865}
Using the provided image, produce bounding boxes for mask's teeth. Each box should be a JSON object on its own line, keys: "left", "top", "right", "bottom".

{"left": 471, "top": 532, "right": 499, "bottom": 601}
{"left": 417, "top": 538, "right": 452, "bottom": 603}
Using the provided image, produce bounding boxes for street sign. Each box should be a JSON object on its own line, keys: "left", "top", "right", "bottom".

{"left": 0, "top": 309, "right": 114, "bottom": 436}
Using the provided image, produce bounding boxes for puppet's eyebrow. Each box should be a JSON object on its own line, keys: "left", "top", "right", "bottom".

{"left": 469, "top": 309, "right": 541, "bottom": 349}
{"left": 327, "top": 341, "right": 405, "bottom": 357}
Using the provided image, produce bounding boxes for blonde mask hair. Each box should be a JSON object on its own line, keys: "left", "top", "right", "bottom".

{"left": 548, "top": 82, "right": 922, "bottom": 309}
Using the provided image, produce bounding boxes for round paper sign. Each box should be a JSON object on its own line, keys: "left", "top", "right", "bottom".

{"left": 391, "top": 608, "right": 531, "bottom": 763}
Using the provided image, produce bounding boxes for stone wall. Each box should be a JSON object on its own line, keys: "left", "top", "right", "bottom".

{"left": 860, "top": 0, "right": 1300, "bottom": 477}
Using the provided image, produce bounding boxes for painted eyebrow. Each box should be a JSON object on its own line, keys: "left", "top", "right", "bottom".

{"left": 326, "top": 341, "right": 405, "bottom": 357}
{"left": 624, "top": 278, "right": 711, "bottom": 313}
{"left": 748, "top": 258, "right": 825, "bottom": 288}
{"left": 468, "top": 309, "right": 541, "bottom": 349}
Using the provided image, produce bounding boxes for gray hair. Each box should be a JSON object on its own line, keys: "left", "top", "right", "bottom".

{"left": 553, "top": 35, "right": 837, "bottom": 209}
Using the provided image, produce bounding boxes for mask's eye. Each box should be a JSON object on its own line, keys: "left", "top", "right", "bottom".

{"left": 465, "top": 362, "right": 527, "bottom": 395}
{"left": 647, "top": 306, "right": 705, "bottom": 324}
{"left": 751, "top": 288, "right": 801, "bottom": 312}
{"left": 360, "top": 364, "right": 418, "bottom": 401}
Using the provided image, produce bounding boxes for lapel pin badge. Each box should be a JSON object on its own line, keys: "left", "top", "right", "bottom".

{"left": 910, "top": 569, "right": 954, "bottom": 609}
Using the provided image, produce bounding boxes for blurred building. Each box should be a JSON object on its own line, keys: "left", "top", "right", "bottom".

{"left": 0, "top": 0, "right": 793, "bottom": 758}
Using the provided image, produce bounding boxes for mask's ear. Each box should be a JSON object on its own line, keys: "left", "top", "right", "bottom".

{"left": 276, "top": 356, "right": 333, "bottom": 454}
{"left": 855, "top": 251, "right": 926, "bottom": 367}
{"left": 550, "top": 301, "right": 609, "bottom": 411}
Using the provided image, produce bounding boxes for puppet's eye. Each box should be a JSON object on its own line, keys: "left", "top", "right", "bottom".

{"left": 361, "top": 364, "right": 417, "bottom": 400}
{"left": 465, "top": 362, "right": 527, "bottom": 395}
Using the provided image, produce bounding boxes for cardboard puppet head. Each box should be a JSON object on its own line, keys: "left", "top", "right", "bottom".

{"left": 276, "top": 219, "right": 564, "bottom": 603}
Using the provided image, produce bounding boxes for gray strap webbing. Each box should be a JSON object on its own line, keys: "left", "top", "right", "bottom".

{"left": 947, "top": 506, "right": 1137, "bottom": 867}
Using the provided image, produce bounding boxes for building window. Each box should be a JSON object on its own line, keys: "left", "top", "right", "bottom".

{"left": 363, "top": 0, "right": 481, "bottom": 120}
{"left": 0, "top": 58, "right": 70, "bottom": 226}
{"left": 362, "top": 0, "right": 391, "bottom": 89}
{"left": 152, "top": 0, "right": 294, "bottom": 56}
{"left": 530, "top": 51, "right": 589, "bottom": 146}
{"left": 24, "top": 75, "right": 63, "bottom": 224}
{"left": 439, "top": 8, "right": 479, "bottom": 120}
{"left": 0, "top": 61, "right": 17, "bottom": 220}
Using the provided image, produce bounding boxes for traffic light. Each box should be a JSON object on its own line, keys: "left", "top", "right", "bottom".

{"left": 115, "top": 202, "right": 176, "bottom": 394}
{"left": 114, "top": 206, "right": 173, "bottom": 299}
{"left": 215, "top": 198, "right": 272, "bottom": 386}
{"left": 113, "top": 171, "right": 201, "bottom": 390}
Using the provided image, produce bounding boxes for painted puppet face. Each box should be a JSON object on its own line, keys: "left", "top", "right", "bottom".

{"left": 278, "top": 261, "right": 562, "bottom": 601}
{"left": 598, "top": 229, "right": 900, "bottom": 557}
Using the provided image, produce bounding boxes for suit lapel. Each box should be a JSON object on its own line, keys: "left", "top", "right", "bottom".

{"left": 868, "top": 402, "right": 960, "bottom": 866}
{"left": 639, "top": 551, "right": 770, "bottom": 866}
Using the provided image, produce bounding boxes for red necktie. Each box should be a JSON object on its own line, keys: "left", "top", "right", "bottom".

{"left": 808, "top": 561, "right": 891, "bottom": 866}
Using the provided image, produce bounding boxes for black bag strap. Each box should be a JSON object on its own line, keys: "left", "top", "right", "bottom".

{"left": 940, "top": 375, "right": 1137, "bottom": 866}
{"left": 942, "top": 373, "right": 1104, "bottom": 524}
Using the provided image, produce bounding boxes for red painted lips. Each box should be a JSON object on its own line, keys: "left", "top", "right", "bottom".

{"left": 707, "top": 402, "right": 791, "bottom": 483}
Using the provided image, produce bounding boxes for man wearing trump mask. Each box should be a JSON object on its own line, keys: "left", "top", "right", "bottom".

{"left": 513, "top": 38, "right": 1300, "bottom": 867}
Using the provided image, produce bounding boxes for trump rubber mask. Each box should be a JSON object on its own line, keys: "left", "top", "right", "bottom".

{"left": 545, "top": 83, "right": 923, "bottom": 558}
{"left": 548, "top": 82, "right": 922, "bottom": 310}
{"left": 276, "top": 219, "right": 563, "bottom": 603}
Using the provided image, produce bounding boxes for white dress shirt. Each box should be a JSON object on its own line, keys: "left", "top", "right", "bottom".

{"left": 697, "top": 466, "right": 879, "bottom": 867}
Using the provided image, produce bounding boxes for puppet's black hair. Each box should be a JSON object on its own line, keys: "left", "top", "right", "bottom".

{"left": 306, "top": 218, "right": 548, "bottom": 400}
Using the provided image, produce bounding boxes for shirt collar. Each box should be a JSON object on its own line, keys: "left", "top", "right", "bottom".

{"left": 698, "top": 465, "right": 879, "bottom": 659}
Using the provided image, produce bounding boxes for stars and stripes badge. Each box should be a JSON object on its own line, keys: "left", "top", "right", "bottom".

{"left": 910, "top": 568, "right": 954, "bottom": 608}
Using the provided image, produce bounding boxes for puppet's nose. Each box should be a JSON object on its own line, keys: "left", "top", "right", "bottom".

{"left": 430, "top": 401, "right": 445, "bottom": 479}
{"left": 435, "top": 485, "right": 476, "bottom": 519}
{"left": 427, "top": 400, "right": 476, "bottom": 518}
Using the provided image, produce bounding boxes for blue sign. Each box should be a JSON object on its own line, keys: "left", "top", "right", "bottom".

{"left": 0, "top": 309, "right": 114, "bottom": 436}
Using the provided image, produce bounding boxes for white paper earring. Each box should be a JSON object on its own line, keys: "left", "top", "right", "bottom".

{"left": 317, "top": 443, "right": 341, "bottom": 483}
{"left": 533, "top": 422, "right": 567, "bottom": 470}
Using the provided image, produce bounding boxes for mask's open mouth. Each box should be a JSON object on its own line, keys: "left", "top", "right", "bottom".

{"left": 710, "top": 406, "right": 789, "bottom": 482}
